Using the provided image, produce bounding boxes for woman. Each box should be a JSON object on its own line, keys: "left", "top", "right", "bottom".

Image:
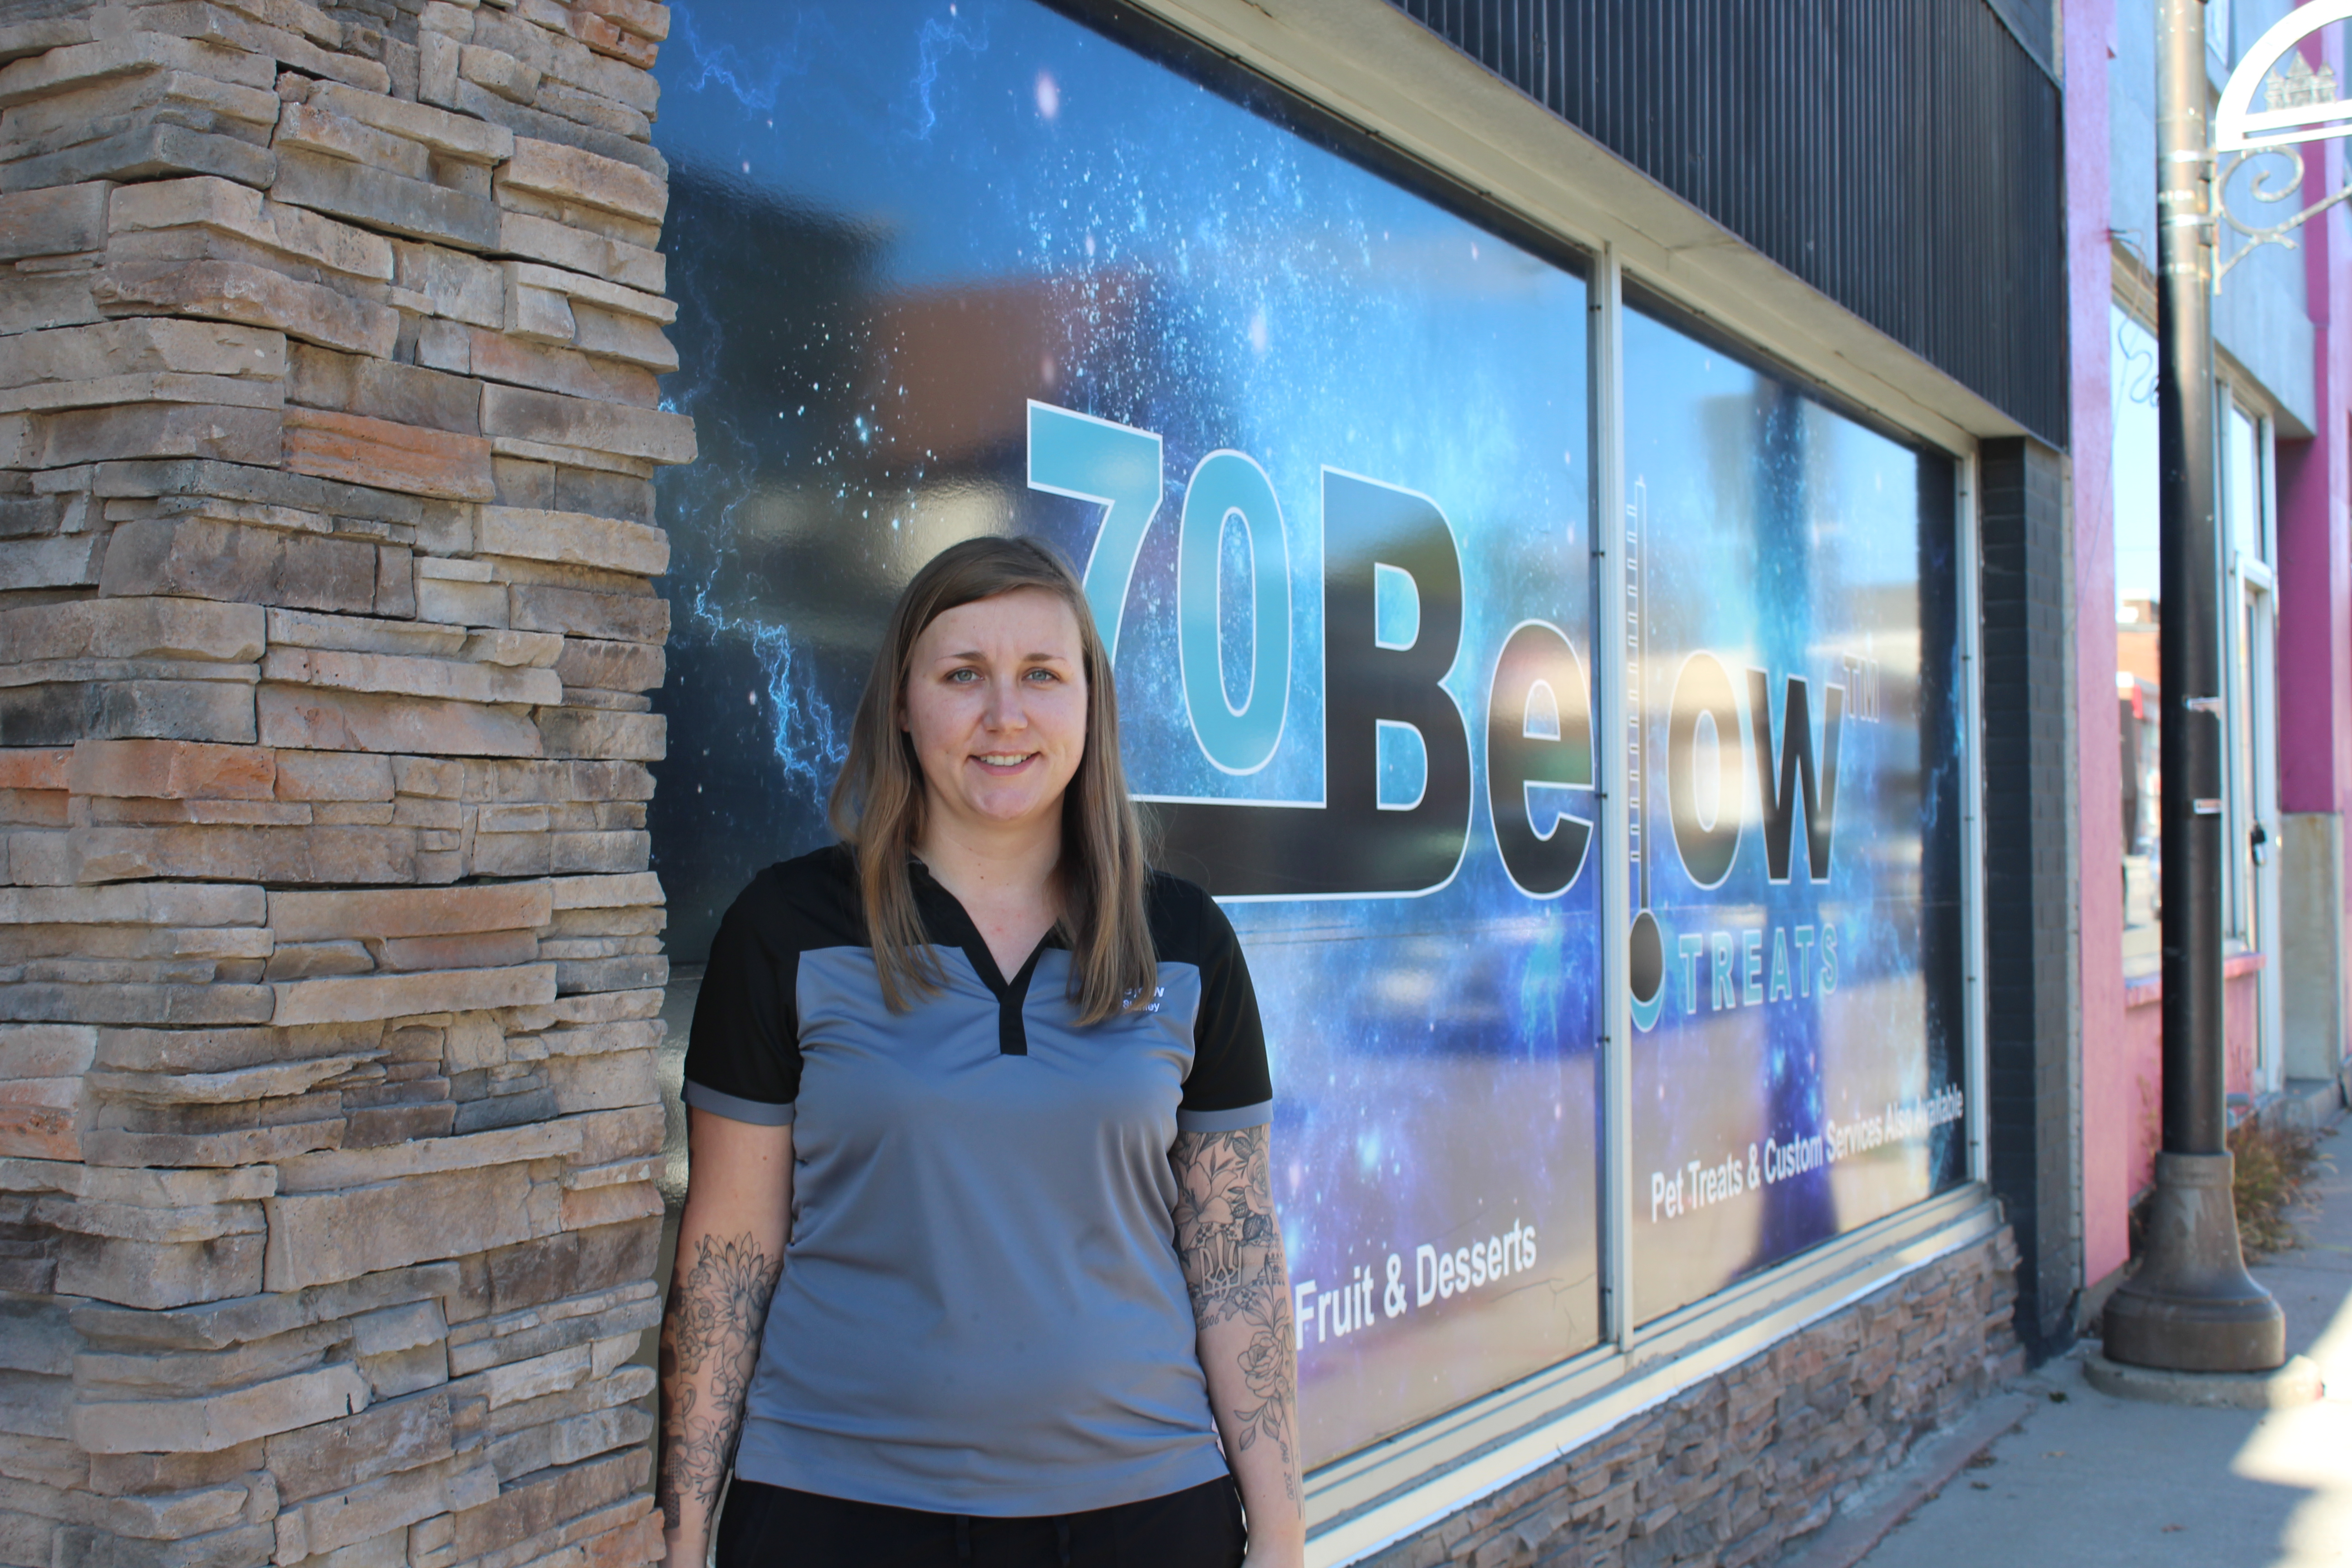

{"left": 657, "top": 536, "right": 1304, "bottom": 1568}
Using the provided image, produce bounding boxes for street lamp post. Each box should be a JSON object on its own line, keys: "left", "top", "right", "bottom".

{"left": 2101, "top": 0, "right": 2287, "bottom": 1374}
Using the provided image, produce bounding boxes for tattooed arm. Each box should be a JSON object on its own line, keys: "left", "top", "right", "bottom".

{"left": 1171, "top": 1125, "right": 1305, "bottom": 1568}
{"left": 659, "top": 1110, "right": 790, "bottom": 1568}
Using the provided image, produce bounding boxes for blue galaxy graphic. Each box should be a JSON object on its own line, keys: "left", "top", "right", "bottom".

{"left": 649, "top": 0, "right": 1962, "bottom": 1464}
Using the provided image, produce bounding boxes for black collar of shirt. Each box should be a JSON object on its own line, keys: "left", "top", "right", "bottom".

{"left": 906, "top": 856, "right": 1068, "bottom": 1053}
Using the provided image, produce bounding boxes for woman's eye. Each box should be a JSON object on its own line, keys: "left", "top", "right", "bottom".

{"left": 947, "top": 668, "right": 979, "bottom": 683}
{"left": 1025, "top": 667, "right": 1058, "bottom": 683}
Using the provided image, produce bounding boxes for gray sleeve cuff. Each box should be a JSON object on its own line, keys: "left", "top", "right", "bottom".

{"left": 1175, "top": 1099, "right": 1273, "bottom": 1133}
{"left": 683, "top": 1080, "right": 798, "bottom": 1126}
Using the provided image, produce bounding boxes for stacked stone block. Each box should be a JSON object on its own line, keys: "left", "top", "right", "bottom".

{"left": 0, "top": 5, "right": 687, "bottom": 1568}
{"left": 1364, "top": 1229, "right": 2024, "bottom": 1568}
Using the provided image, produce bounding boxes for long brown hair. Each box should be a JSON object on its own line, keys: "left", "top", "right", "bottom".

{"left": 828, "top": 535, "right": 1155, "bottom": 1024}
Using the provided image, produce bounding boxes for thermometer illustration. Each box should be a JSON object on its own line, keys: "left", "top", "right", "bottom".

{"left": 1627, "top": 478, "right": 1666, "bottom": 1031}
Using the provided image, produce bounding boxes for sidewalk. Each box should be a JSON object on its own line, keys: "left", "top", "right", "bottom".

{"left": 1850, "top": 1120, "right": 2349, "bottom": 1568}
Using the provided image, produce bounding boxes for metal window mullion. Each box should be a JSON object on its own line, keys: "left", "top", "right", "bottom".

{"left": 1957, "top": 452, "right": 1990, "bottom": 1188}
{"left": 1591, "top": 244, "right": 1636, "bottom": 1350}
{"left": 2239, "top": 416, "right": 2277, "bottom": 1100}
{"left": 2220, "top": 407, "right": 2248, "bottom": 946}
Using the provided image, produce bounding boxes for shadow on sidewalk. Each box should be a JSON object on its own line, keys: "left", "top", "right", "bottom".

{"left": 1848, "top": 1117, "right": 2348, "bottom": 1568}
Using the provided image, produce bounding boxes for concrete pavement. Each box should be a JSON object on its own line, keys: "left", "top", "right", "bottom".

{"left": 1850, "top": 1118, "right": 2350, "bottom": 1568}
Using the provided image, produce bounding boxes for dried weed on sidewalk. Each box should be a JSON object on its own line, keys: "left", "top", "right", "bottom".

{"left": 2231, "top": 1117, "right": 2333, "bottom": 1258}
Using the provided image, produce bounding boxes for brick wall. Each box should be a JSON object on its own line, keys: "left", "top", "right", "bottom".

{"left": 1357, "top": 1229, "right": 2023, "bottom": 1568}
{"left": 0, "top": 5, "right": 688, "bottom": 1568}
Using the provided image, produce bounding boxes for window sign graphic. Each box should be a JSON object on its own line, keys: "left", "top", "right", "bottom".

{"left": 650, "top": 0, "right": 1602, "bottom": 1463}
{"left": 1618, "top": 308, "right": 1968, "bottom": 1322}
{"left": 649, "top": 0, "right": 1965, "bottom": 1467}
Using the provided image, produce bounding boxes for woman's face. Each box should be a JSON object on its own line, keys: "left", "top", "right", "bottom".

{"left": 901, "top": 587, "right": 1090, "bottom": 841}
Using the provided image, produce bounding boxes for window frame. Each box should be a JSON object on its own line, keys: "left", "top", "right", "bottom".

{"left": 2218, "top": 388, "right": 2282, "bottom": 1091}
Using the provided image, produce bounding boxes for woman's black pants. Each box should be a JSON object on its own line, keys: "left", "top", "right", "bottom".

{"left": 713, "top": 1475, "right": 1248, "bottom": 1568}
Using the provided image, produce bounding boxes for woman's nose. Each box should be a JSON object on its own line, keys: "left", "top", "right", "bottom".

{"left": 981, "top": 676, "right": 1027, "bottom": 729}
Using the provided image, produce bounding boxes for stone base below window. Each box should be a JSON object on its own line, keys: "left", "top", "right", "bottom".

{"left": 1356, "top": 1227, "right": 2024, "bottom": 1568}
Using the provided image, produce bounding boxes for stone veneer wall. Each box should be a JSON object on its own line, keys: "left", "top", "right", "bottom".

{"left": 0, "top": 5, "right": 690, "bottom": 1568}
{"left": 1360, "top": 1229, "right": 2024, "bottom": 1568}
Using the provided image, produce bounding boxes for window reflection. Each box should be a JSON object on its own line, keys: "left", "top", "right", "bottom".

{"left": 1621, "top": 301, "right": 1966, "bottom": 1324}
{"left": 2221, "top": 404, "right": 2270, "bottom": 954}
{"left": 2229, "top": 407, "right": 2264, "bottom": 564}
{"left": 2112, "top": 308, "right": 2161, "bottom": 979}
{"left": 648, "top": 0, "right": 1605, "bottom": 1467}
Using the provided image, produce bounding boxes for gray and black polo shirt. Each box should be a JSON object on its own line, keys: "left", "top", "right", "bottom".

{"left": 682, "top": 844, "right": 1273, "bottom": 1517}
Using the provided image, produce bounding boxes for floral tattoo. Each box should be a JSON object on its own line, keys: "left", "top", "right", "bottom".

{"left": 657, "top": 1233, "right": 782, "bottom": 1533}
{"left": 1171, "top": 1125, "right": 1299, "bottom": 1501}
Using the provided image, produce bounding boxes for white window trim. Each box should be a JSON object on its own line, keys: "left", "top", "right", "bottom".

{"left": 2218, "top": 393, "right": 2283, "bottom": 1090}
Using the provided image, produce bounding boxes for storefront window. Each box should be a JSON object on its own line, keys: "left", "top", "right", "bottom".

{"left": 2110, "top": 299, "right": 2275, "bottom": 974}
{"left": 1621, "top": 303, "right": 1967, "bottom": 1323}
{"left": 2227, "top": 406, "right": 2265, "bottom": 564}
{"left": 2112, "top": 307, "right": 2161, "bottom": 978}
{"left": 648, "top": 0, "right": 1974, "bottom": 1470}
{"left": 2219, "top": 401, "right": 2278, "bottom": 1088}
{"left": 2225, "top": 405, "right": 2264, "bottom": 943}
{"left": 651, "top": 0, "right": 1599, "bottom": 1465}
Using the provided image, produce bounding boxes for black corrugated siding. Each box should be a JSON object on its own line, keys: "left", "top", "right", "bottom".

{"left": 1392, "top": 0, "right": 2068, "bottom": 448}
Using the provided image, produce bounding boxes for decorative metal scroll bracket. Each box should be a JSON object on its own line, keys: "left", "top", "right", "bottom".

{"left": 2214, "top": 143, "right": 2352, "bottom": 290}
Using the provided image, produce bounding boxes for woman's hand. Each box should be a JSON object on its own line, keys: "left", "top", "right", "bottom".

{"left": 1171, "top": 1125, "right": 1306, "bottom": 1568}
{"left": 658, "top": 1111, "right": 793, "bottom": 1568}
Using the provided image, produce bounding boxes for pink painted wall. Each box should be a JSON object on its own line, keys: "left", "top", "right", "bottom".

{"left": 2073, "top": 0, "right": 2340, "bottom": 1294}
{"left": 2117, "top": 959, "right": 2266, "bottom": 1205}
{"left": 2278, "top": 11, "right": 2352, "bottom": 826}
{"left": 2088, "top": 0, "right": 2342, "bottom": 1288}
{"left": 2069, "top": 0, "right": 2132, "bottom": 1292}
{"left": 2275, "top": 7, "right": 2352, "bottom": 1093}
{"left": 2225, "top": 965, "right": 2260, "bottom": 1099}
